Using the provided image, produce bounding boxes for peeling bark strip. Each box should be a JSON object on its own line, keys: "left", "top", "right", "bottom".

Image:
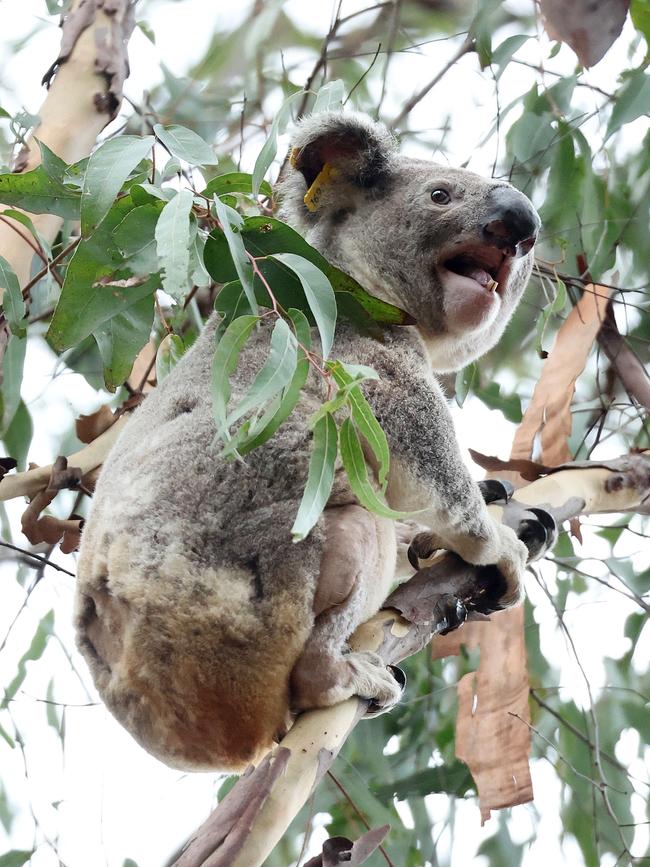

{"left": 303, "top": 825, "right": 390, "bottom": 867}
{"left": 170, "top": 456, "right": 650, "bottom": 866}
{"left": 42, "top": 0, "right": 136, "bottom": 116}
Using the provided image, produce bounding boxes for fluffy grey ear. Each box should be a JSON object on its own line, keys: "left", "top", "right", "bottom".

{"left": 288, "top": 110, "right": 396, "bottom": 190}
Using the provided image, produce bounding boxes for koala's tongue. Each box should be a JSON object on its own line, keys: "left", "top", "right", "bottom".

{"left": 458, "top": 263, "right": 492, "bottom": 288}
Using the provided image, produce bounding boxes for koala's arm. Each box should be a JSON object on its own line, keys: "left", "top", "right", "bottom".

{"left": 362, "top": 361, "right": 526, "bottom": 604}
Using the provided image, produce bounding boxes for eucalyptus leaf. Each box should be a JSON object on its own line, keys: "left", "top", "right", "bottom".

{"left": 93, "top": 294, "right": 155, "bottom": 391}
{"left": 291, "top": 412, "right": 338, "bottom": 542}
{"left": 273, "top": 252, "right": 337, "bottom": 358}
{"left": 156, "top": 333, "right": 186, "bottom": 383}
{"left": 203, "top": 172, "right": 273, "bottom": 200}
{"left": 252, "top": 89, "right": 305, "bottom": 195}
{"left": 312, "top": 79, "right": 345, "bottom": 112}
{"left": 0, "top": 164, "right": 80, "bottom": 218}
{"left": 212, "top": 194, "right": 257, "bottom": 313}
{"left": 155, "top": 189, "right": 194, "bottom": 302}
{"left": 0, "top": 335, "right": 26, "bottom": 434}
{"left": 339, "top": 418, "right": 410, "bottom": 519}
{"left": 215, "top": 317, "right": 297, "bottom": 441}
{"left": 154, "top": 123, "right": 218, "bottom": 166}
{"left": 211, "top": 314, "right": 259, "bottom": 439}
{"left": 0, "top": 255, "right": 26, "bottom": 337}
{"left": 81, "top": 135, "right": 154, "bottom": 236}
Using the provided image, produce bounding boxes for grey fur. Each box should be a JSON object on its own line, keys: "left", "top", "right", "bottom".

{"left": 75, "top": 111, "right": 540, "bottom": 772}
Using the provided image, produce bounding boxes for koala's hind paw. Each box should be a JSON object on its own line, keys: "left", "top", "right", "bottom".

{"left": 347, "top": 651, "right": 405, "bottom": 716}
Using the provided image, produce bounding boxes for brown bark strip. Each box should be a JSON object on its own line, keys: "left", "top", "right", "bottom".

{"left": 598, "top": 299, "right": 650, "bottom": 412}
{"left": 511, "top": 282, "right": 612, "bottom": 468}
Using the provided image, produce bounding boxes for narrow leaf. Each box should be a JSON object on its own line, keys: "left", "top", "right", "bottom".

{"left": 312, "top": 79, "right": 345, "bottom": 112}
{"left": 339, "top": 418, "right": 411, "bottom": 519}
{"left": 0, "top": 255, "right": 26, "bottom": 337}
{"left": 215, "top": 318, "right": 297, "bottom": 440}
{"left": 154, "top": 123, "right": 218, "bottom": 166}
{"left": 81, "top": 135, "right": 154, "bottom": 236}
{"left": 252, "top": 89, "right": 305, "bottom": 195}
{"left": 203, "top": 172, "right": 273, "bottom": 199}
{"left": 237, "top": 308, "right": 311, "bottom": 454}
{"left": 273, "top": 252, "right": 337, "bottom": 358}
{"left": 291, "top": 412, "right": 337, "bottom": 541}
{"left": 0, "top": 208, "right": 51, "bottom": 257}
{"left": 211, "top": 314, "right": 259, "bottom": 436}
{"left": 212, "top": 194, "right": 258, "bottom": 313}
{"left": 154, "top": 189, "right": 194, "bottom": 302}
{"left": 0, "top": 335, "right": 26, "bottom": 433}
{"left": 156, "top": 333, "right": 185, "bottom": 383}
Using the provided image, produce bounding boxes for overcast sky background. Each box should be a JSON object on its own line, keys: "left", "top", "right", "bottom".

{"left": 0, "top": 1, "right": 648, "bottom": 865}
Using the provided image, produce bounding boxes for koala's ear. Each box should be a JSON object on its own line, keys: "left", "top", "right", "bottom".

{"left": 289, "top": 111, "right": 396, "bottom": 189}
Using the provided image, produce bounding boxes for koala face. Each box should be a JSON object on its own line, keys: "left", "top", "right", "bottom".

{"left": 281, "top": 112, "right": 540, "bottom": 372}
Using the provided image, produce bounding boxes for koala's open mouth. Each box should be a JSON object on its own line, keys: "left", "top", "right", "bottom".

{"left": 440, "top": 246, "right": 510, "bottom": 294}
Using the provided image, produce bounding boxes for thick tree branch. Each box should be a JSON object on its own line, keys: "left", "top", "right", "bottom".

{"left": 172, "top": 452, "right": 650, "bottom": 867}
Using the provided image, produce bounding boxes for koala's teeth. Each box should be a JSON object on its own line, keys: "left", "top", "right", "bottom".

{"left": 487, "top": 278, "right": 499, "bottom": 292}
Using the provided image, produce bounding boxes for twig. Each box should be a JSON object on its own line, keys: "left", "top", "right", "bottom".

{"left": 389, "top": 35, "right": 475, "bottom": 129}
{"left": 0, "top": 540, "right": 75, "bottom": 577}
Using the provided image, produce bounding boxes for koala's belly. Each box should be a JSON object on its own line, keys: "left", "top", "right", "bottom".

{"left": 75, "top": 385, "right": 325, "bottom": 769}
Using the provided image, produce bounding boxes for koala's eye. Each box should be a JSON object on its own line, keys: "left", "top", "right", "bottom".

{"left": 431, "top": 189, "right": 451, "bottom": 205}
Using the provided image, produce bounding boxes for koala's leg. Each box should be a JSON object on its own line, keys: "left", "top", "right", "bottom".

{"left": 290, "top": 505, "right": 403, "bottom": 712}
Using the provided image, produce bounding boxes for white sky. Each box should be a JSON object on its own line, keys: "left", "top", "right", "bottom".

{"left": 0, "top": 1, "right": 648, "bottom": 866}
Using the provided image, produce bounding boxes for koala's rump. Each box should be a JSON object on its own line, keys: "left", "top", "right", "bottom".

{"left": 75, "top": 322, "right": 325, "bottom": 771}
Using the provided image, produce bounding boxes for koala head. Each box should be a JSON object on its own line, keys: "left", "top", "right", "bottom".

{"left": 280, "top": 112, "right": 540, "bottom": 372}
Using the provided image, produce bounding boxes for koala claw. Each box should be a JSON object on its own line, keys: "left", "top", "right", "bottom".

{"left": 478, "top": 478, "right": 515, "bottom": 504}
{"left": 517, "top": 506, "right": 557, "bottom": 561}
{"left": 407, "top": 532, "right": 438, "bottom": 570}
{"left": 433, "top": 593, "right": 468, "bottom": 636}
{"left": 362, "top": 657, "right": 406, "bottom": 717}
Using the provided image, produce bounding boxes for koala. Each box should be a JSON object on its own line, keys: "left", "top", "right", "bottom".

{"left": 75, "top": 111, "right": 541, "bottom": 773}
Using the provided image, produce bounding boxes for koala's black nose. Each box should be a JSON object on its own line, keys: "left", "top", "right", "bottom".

{"left": 482, "top": 187, "right": 541, "bottom": 257}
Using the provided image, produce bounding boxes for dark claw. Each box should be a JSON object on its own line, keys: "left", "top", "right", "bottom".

{"left": 478, "top": 478, "right": 515, "bottom": 504}
{"left": 517, "top": 506, "right": 557, "bottom": 560}
{"left": 407, "top": 533, "right": 437, "bottom": 570}
{"left": 434, "top": 594, "right": 468, "bottom": 636}
{"left": 387, "top": 664, "right": 407, "bottom": 691}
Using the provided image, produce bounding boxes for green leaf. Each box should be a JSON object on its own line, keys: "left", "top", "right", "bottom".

{"left": 0, "top": 255, "right": 26, "bottom": 337}
{"left": 93, "top": 294, "right": 155, "bottom": 391}
{"left": 212, "top": 194, "right": 257, "bottom": 313}
{"left": 475, "top": 382, "right": 522, "bottom": 423}
{"left": 374, "top": 759, "right": 474, "bottom": 800}
{"left": 154, "top": 123, "right": 218, "bottom": 166}
{"left": 631, "top": 0, "right": 650, "bottom": 53}
{"left": 113, "top": 202, "right": 161, "bottom": 275}
{"left": 1, "top": 400, "right": 33, "bottom": 470}
{"left": 252, "top": 89, "right": 305, "bottom": 195}
{"left": 291, "top": 412, "right": 338, "bottom": 541}
{"left": 215, "top": 318, "right": 297, "bottom": 441}
{"left": 2, "top": 610, "right": 54, "bottom": 707}
{"left": 211, "top": 314, "right": 259, "bottom": 437}
{"left": 339, "top": 418, "right": 411, "bottom": 519}
{"left": 81, "top": 135, "right": 154, "bottom": 236}
{"left": 273, "top": 252, "right": 337, "bottom": 358}
{"left": 203, "top": 172, "right": 273, "bottom": 199}
{"left": 236, "top": 308, "right": 312, "bottom": 455}
{"left": 37, "top": 140, "right": 68, "bottom": 181}
{"left": 312, "top": 79, "right": 345, "bottom": 112}
{"left": 214, "top": 280, "right": 254, "bottom": 333}
{"left": 204, "top": 217, "right": 411, "bottom": 332}
{"left": 330, "top": 362, "right": 389, "bottom": 490}
{"left": 0, "top": 165, "right": 80, "bottom": 218}
{"left": 0, "top": 851, "right": 34, "bottom": 867}
{"left": 455, "top": 362, "right": 477, "bottom": 407}
{"left": 0, "top": 336, "right": 26, "bottom": 433}
{"left": 155, "top": 189, "right": 194, "bottom": 302}
{"left": 606, "top": 70, "right": 650, "bottom": 140}
{"left": 156, "top": 333, "right": 185, "bottom": 384}
{"left": 0, "top": 208, "right": 51, "bottom": 258}
{"left": 491, "top": 34, "right": 529, "bottom": 77}
{"left": 47, "top": 195, "right": 158, "bottom": 352}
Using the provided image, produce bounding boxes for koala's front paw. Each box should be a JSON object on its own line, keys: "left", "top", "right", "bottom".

{"left": 346, "top": 651, "right": 406, "bottom": 716}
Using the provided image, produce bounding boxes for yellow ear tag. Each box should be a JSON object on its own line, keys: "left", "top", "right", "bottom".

{"left": 303, "top": 163, "right": 339, "bottom": 212}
